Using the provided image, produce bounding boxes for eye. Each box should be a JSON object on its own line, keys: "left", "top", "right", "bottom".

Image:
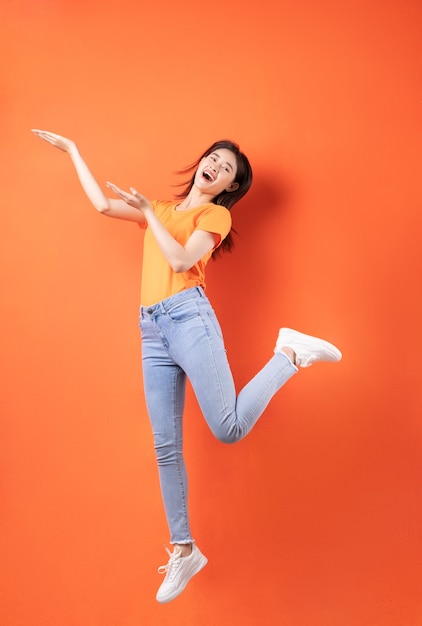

{"left": 209, "top": 155, "right": 217, "bottom": 162}
{"left": 222, "top": 166, "right": 230, "bottom": 172}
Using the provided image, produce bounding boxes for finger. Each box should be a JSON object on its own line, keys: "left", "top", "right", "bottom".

{"left": 106, "top": 181, "right": 121, "bottom": 192}
{"left": 33, "top": 130, "right": 64, "bottom": 145}
{"left": 33, "top": 136, "right": 59, "bottom": 149}
{"left": 32, "top": 129, "right": 52, "bottom": 138}
{"left": 32, "top": 129, "right": 50, "bottom": 140}
{"left": 106, "top": 182, "right": 131, "bottom": 200}
{"left": 108, "top": 183, "right": 129, "bottom": 196}
{"left": 32, "top": 130, "right": 59, "bottom": 145}
{"left": 130, "top": 187, "right": 146, "bottom": 201}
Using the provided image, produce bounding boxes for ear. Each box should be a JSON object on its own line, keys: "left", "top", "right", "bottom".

{"left": 226, "top": 182, "right": 239, "bottom": 192}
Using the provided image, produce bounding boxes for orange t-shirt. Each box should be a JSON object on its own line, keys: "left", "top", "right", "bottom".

{"left": 140, "top": 200, "right": 232, "bottom": 306}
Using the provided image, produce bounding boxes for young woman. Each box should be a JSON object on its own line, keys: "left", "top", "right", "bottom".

{"left": 32, "top": 130, "right": 342, "bottom": 603}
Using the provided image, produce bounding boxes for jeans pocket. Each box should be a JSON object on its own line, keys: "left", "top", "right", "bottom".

{"left": 166, "top": 300, "right": 200, "bottom": 323}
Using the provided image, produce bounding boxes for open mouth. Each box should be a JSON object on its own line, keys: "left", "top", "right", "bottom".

{"left": 202, "top": 170, "right": 215, "bottom": 181}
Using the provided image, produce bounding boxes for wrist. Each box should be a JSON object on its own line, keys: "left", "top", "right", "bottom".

{"left": 68, "top": 143, "right": 79, "bottom": 158}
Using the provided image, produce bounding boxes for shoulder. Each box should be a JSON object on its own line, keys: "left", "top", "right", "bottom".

{"left": 194, "top": 204, "right": 232, "bottom": 241}
{"left": 196, "top": 202, "right": 230, "bottom": 217}
{"left": 197, "top": 203, "right": 232, "bottom": 224}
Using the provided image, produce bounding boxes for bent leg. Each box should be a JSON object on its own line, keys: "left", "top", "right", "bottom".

{"left": 173, "top": 296, "right": 297, "bottom": 443}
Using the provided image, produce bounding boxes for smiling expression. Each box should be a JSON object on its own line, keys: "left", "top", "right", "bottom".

{"left": 194, "top": 148, "right": 239, "bottom": 197}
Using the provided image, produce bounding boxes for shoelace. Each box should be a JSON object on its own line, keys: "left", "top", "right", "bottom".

{"left": 157, "top": 546, "right": 183, "bottom": 582}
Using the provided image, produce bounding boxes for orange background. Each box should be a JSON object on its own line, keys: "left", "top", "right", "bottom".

{"left": 1, "top": 1, "right": 421, "bottom": 625}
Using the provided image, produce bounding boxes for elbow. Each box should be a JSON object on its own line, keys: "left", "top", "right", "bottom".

{"left": 171, "top": 261, "right": 188, "bottom": 273}
{"left": 96, "top": 202, "right": 110, "bottom": 214}
{"left": 171, "top": 258, "right": 193, "bottom": 273}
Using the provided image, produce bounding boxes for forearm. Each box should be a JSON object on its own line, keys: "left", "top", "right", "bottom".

{"left": 32, "top": 129, "right": 146, "bottom": 222}
{"left": 144, "top": 210, "right": 189, "bottom": 271}
{"left": 143, "top": 209, "right": 215, "bottom": 273}
{"left": 68, "top": 146, "right": 110, "bottom": 212}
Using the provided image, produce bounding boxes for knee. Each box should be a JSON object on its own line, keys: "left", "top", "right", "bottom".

{"left": 213, "top": 428, "right": 243, "bottom": 445}
{"left": 153, "top": 436, "right": 181, "bottom": 465}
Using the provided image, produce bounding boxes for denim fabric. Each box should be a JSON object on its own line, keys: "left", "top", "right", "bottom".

{"left": 140, "top": 287, "right": 297, "bottom": 543}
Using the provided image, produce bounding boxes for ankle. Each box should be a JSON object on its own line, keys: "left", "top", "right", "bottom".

{"left": 175, "top": 543, "right": 192, "bottom": 557}
{"left": 281, "top": 346, "right": 296, "bottom": 365}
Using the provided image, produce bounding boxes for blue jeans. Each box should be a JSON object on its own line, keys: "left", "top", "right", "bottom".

{"left": 140, "top": 287, "right": 297, "bottom": 544}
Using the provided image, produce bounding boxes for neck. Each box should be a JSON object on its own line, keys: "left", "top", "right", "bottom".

{"left": 177, "top": 187, "right": 215, "bottom": 210}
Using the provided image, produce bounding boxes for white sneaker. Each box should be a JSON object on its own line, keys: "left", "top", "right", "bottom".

{"left": 275, "top": 328, "right": 342, "bottom": 368}
{"left": 156, "top": 544, "right": 208, "bottom": 603}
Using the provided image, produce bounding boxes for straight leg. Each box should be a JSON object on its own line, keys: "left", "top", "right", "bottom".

{"left": 141, "top": 314, "right": 193, "bottom": 545}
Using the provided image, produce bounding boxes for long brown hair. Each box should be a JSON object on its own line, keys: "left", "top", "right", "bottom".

{"left": 176, "top": 140, "right": 253, "bottom": 255}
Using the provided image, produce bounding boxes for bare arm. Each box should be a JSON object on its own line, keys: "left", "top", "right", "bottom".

{"left": 106, "top": 183, "right": 218, "bottom": 272}
{"left": 31, "top": 129, "right": 146, "bottom": 225}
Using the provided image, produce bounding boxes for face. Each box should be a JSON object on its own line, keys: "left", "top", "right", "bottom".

{"left": 194, "top": 148, "right": 239, "bottom": 196}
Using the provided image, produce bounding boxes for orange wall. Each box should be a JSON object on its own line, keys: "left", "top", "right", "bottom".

{"left": 1, "top": 1, "right": 421, "bottom": 625}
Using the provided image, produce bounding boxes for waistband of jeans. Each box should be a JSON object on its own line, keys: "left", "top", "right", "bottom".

{"left": 140, "top": 286, "right": 205, "bottom": 315}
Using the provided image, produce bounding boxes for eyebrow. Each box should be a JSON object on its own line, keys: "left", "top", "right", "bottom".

{"left": 211, "top": 152, "right": 234, "bottom": 172}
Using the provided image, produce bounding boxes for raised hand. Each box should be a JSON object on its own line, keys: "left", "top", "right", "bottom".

{"left": 31, "top": 129, "right": 77, "bottom": 153}
{"left": 106, "top": 182, "right": 152, "bottom": 213}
